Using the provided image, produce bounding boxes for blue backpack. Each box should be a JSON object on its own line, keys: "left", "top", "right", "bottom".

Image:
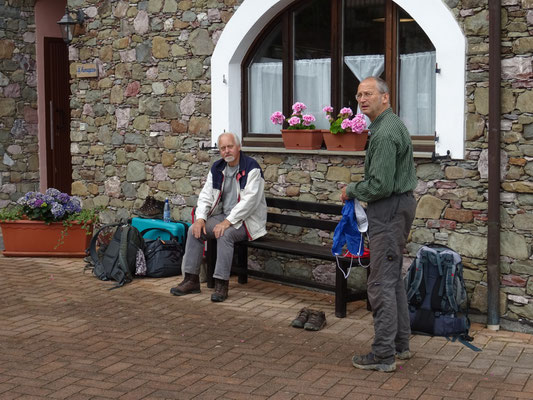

{"left": 404, "top": 244, "right": 480, "bottom": 351}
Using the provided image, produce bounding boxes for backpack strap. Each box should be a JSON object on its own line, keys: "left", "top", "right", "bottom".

{"left": 118, "top": 225, "right": 133, "bottom": 285}
{"left": 444, "top": 253, "right": 459, "bottom": 313}
{"left": 406, "top": 247, "right": 426, "bottom": 304}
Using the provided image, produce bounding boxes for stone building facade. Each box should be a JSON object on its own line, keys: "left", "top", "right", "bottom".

{"left": 1, "top": 0, "right": 532, "bottom": 326}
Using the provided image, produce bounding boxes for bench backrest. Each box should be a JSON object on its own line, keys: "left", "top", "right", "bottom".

{"left": 265, "top": 197, "right": 342, "bottom": 232}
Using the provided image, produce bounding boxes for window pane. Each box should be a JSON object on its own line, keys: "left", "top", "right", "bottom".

{"left": 293, "top": 0, "right": 331, "bottom": 130}
{"left": 247, "top": 23, "right": 283, "bottom": 134}
{"left": 342, "top": 0, "right": 385, "bottom": 115}
{"left": 398, "top": 7, "right": 436, "bottom": 136}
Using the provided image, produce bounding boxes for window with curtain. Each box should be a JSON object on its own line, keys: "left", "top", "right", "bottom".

{"left": 243, "top": 0, "right": 436, "bottom": 149}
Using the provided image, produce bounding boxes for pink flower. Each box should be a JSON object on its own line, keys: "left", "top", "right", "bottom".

{"left": 292, "top": 102, "right": 307, "bottom": 113}
{"left": 302, "top": 114, "right": 316, "bottom": 126}
{"left": 341, "top": 118, "right": 352, "bottom": 130}
{"left": 288, "top": 116, "right": 301, "bottom": 126}
{"left": 323, "top": 105, "right": 334, "bottom": 113}
{"left": 350, "top": 114, "right": 367, "bottom": 133}
{"left": 270, "top": 111, "right": 285, "bottom": 125}
{"left": 339, "top": 107, "right": 353, "bottom": 117}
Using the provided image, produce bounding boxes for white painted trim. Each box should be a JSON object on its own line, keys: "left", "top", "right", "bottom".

{"left": 212, "top": 0, "right": 466, "bottom": 159}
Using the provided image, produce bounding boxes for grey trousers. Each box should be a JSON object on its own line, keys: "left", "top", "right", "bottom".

{"left": 366, "top": 192, "right": 416, "bottom": 359}
{"left": 182, "top": 214, "right": 248, "bottom": 281}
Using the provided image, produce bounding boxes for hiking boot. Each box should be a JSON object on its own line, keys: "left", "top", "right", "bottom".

{"left": 395, "top": 350, "right": 412, "bottom": 360}
{"left": 291, "top": 308, "right": 311, "bottom": 328}
{"left": 352, "top": 352, "right": 396, "bottom": 372}
{"left": 304, "top": 310, "right": 326, "bottom": 331}
{"left": 170, "top": 273, "right": 201, "bottom": 296}
{"left": 135, "top": 196, "right": 165, "bottom": 219}
{"left": 211, "top": 278, "right": 229, "bottom": 302}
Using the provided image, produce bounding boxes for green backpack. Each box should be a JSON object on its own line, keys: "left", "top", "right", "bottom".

{"left": 87, "top": 221, "right": 145, "bottom": 288}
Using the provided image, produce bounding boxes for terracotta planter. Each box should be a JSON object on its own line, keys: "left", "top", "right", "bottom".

{"left": 0, "top": 220, "right": 93, "bottom": 257}
{"left": 281, "top": 129, "right": 323, "bottom": 150}
{"left": 323, "top": 130, "right": 369, "bottom": 151}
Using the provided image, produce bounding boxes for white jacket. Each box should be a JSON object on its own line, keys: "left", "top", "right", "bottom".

{"left": 195, "top": 153, "right": 267, "bottom": 241}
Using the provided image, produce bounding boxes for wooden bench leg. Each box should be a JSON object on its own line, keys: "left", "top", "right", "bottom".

{"left": 206, "top": 239, "right": 216, "bottom": 289}
{"left": 335, "top": 262, "right": 348, "bottom": 318}
{"left": 236, "top": 244, "right": 248, "bottom": 284}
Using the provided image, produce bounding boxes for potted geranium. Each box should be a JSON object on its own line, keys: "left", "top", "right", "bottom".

{"left": 322, "top": 106, "right": 368, "bottom": 151}
{"left": 270, "top": 102, "right": 323, "bottom": 150}
{"left": 0, "top": 188, "right": 99, "bottom": 257}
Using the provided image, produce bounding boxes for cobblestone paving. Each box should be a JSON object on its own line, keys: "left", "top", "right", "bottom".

{"left": 1, "top": 256, "right": 533, "bottom": 399}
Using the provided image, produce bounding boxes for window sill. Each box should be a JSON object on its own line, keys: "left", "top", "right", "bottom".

{"left": 242, "top": 146, "right": 433, "bottom": 159}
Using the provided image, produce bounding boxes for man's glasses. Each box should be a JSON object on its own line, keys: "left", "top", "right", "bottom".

{"left": 356, "top": 92, "right": 375, "bottom": 101}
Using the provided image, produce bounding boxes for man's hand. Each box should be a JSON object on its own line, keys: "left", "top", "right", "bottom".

{"left": 213, "top": 219, "right": 231, "bottom": 239}
{"left": 340, "top": 186, "right": 350, "bottom": 202}
{"left": 191, "top": 219, "right": 206, "bottom": 239}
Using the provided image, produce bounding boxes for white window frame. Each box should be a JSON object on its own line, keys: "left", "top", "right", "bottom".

{"left": 211, "top": 0, "right": 466, "bottom": 159}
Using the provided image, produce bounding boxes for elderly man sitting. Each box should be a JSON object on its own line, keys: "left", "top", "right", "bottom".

{"left": 170, "top": 132, "right": 267, "bottom": 302}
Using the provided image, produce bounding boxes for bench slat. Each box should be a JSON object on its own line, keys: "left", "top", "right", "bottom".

{"left": 267, "top": 197, "right": 343, "bottom": 214}
{"left": 267, "top": 213, "right": 338, "bottom": 231}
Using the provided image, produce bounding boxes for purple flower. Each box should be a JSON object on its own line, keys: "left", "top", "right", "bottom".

{"left": 350, "top": 114, "right": 367, "bottom": 133}
{"left": 341, "top": 118, "right": 352, "bottom": 130}
{"left": 45, "top": 188, "right": 61, "bottom": 198}
{"left": 288, "top": 116, "right": 301, "bottom": 126}
{"left": 51, "top": 203, "right": 65, "bottom": 219}
{"left": 57, "top": 192, "right": 70, "bottom": 204}
{"left": 292, "top": 102, "right": 306, "bottom": 113}
{"left": 270, "top": 111, "right": 285, "bottom": 125}
{"left": 302, "top": 114, "right": 316, "bottom": 126}
{"left": 323, "top": 105, "right": 334, "bottom": 113}
{"left": 339, "top": 107, "right": 353, "bottom": 117}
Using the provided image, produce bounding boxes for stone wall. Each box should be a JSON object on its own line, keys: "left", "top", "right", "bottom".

{"left": 0, "top": 0, "right": 40, "bottom": 205}
{"left": 1, "top": 0, "right": 532, "bottom": 322}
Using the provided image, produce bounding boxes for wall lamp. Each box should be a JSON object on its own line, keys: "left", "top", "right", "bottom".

{"left": 57, "top": 7, "right": 85, "bottom": 44}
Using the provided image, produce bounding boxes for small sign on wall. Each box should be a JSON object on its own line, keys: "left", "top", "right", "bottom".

{"left": 76, "top": 63, "right": 98, "bottom": 78}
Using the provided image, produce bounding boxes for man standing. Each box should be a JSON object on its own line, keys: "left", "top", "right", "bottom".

{"left": 341, "top": 77, "right": 418, "bottom": 372}
{"left": 170, "top": 132, "right": 267, "bottom": 302}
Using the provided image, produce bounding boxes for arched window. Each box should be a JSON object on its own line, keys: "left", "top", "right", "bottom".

{"left": 212, "top": 0, "right": 465, "bottom": 158}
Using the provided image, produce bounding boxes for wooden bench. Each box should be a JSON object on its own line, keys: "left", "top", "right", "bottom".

{"left": 206, "top": 197, "right": 370, "bottom": 318}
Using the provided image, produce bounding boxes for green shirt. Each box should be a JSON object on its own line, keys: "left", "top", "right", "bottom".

{"left": 346, "top": 108, "right": 417, "bottom": 203}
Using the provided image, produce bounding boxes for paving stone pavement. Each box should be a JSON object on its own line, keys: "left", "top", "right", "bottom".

{"left": 1, "top": 256, "right": 533, "bottom": 399}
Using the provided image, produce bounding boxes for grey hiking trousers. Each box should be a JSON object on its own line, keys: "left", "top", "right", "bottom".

{"left": 366, "top": 191, "right": 416, "bottom": 359}
{"left": 182, "top": 214, "right": 248, "bottom": 281}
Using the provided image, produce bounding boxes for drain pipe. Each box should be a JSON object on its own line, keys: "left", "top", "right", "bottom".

{"left": 487, "top": 0, "right": 501, "bottom": 331}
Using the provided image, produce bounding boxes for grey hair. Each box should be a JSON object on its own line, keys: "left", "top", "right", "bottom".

{"left": 363, "top": 76, "right": 390, "bottom": 94}
{"left": 217, "top": 132, "right": 241, "bottom": 148}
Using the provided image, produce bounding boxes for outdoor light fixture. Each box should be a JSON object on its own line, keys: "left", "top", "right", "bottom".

{"left": 57, "top": 7, "right": 85, "bottom": 44}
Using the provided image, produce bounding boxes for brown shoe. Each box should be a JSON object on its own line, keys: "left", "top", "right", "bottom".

{"left": 170, "top": 273, "right": 200, "bottom": 296}
{"left": 136, "top": 196, "right": 165, "bottom": 219}
{"left": 304, "top": 310, "right": 326, "bottom": 331}
{"left": 211, "top": 279, "right": 229, "bottom": 302}
{"left": 291, "top": 308, "right": 310, "bottom": 328}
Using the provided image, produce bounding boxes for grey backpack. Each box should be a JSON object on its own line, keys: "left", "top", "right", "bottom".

{"left": 87, "top": 221, "right": 145, "bottom": 288}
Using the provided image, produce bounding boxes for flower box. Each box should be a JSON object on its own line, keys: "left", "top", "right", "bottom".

{"left": 0, "top": 219, "right": 93, "bottom": 257}
{"left": 281, "top": 129, "right": 323, "bottom": 150}
{"left": 323, "top": 130, "right": 369, "bottom": 151}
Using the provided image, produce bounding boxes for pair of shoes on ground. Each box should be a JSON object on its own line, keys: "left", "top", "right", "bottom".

{"left": 352, "top": 350, "right": 412, "bottom": 372}
{"left": 169, "top": 273, "right": 229, "bottom": 302}
{"left": 134, "top": 196, "right": 165, "bottom": 219}
{"left": 291, "top": 308, "right": 326, "bottom": 331}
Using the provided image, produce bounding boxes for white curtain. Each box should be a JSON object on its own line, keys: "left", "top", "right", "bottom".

{"left": 344, "top": 55, "right": 385, "bottom": 127}
{"left": 294, "top": 58, "right": 331, "bottom": 130}
{"left": 249, "top": 61, "right": 283, "bottom": 133}
{"left": 398, "top": 51, "right": 436, "bottom": 136}
{"left": 249, "top": 51, "right": 435, "bottom": 135}
{"left": 344, "top": 52, "right": 436, "bottom": 135}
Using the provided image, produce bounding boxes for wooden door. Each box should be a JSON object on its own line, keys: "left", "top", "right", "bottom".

{"left": 44, "top": 37, "right": 72, "bottom": 194}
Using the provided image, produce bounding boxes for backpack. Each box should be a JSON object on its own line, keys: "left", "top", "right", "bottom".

{"left": 404, "top": 244, "right": 480, "bottom": 351}
{"left": 138, "top": 227, "right": 184, "bottom": 278}
{"left": 87, "top": 221, "right": 145, "bottom": 288}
